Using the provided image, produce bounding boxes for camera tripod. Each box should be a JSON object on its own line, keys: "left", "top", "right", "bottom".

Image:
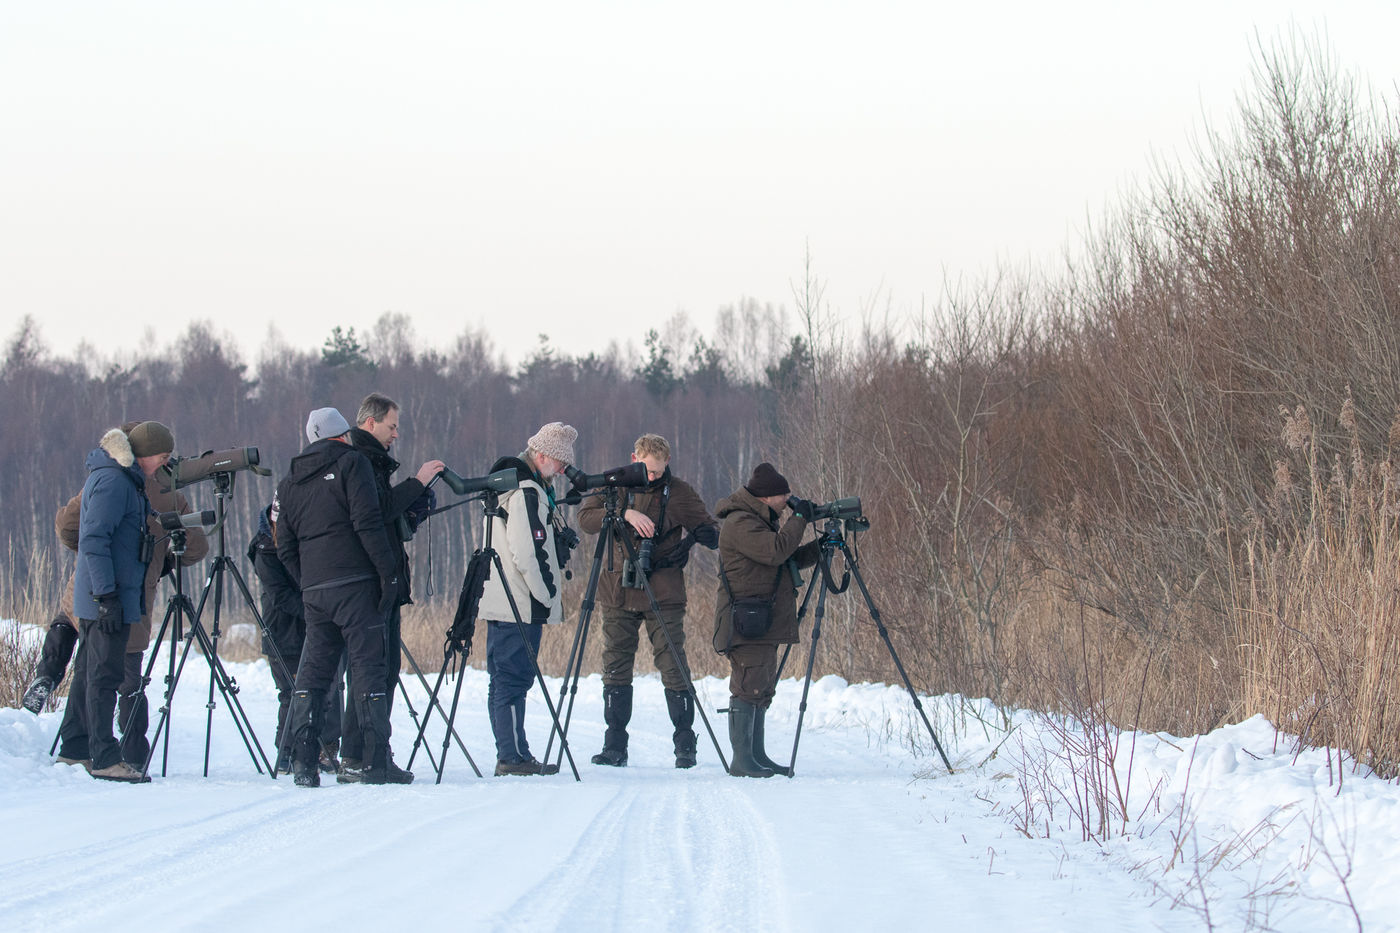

{"left": 143, "top": 471, "right": 277, "bottom": 778}
{"left": 780, "top": 517, "right": 953, "bottom": 776}
{"left": 543, "top": 485, "right": 728, "bottom": 773}
{"left": 408, "top": 487, "right": 580, "bottom": 783}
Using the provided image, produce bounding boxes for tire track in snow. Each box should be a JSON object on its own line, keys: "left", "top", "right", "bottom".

{"left": 497, "top": 780, "right": 790, "bottom": 932}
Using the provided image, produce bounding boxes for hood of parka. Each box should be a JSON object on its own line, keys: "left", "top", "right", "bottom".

{"left": 86, "top": 427, "right": 137, "bottom": 472}
{"left": 286, "top": 437, "right": 353, "bottom": 484}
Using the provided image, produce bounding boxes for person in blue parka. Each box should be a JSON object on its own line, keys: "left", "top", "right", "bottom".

{"left": 57, "top": 424, "right": 164, "bottom": 782}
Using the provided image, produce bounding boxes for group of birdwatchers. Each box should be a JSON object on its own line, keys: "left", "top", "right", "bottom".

{"left": 23, "top": 392, "right": 828, "bottom": 785}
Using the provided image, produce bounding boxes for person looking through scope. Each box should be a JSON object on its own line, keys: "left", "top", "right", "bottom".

{"left": 26, "top": 421, "right": 210, "bottom": 732}
{"left": 59, "top": 422, "right": 198, "bottom": 782}
{"left": 577, "top": 433, "right": 717, "bottom": 768}
{"left": 275, "top": 407, "right": 402, "bottom": 787}
{"left": 337, "top": 391, "right": 445, "bottom": 784}
{"left": 712, "top": 462, "right": 821, "bottom": 778}
{"left": 480, "top": 421, "right": 577, "bottom": 776}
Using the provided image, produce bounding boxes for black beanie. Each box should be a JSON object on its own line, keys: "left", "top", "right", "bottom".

{"left": 744, "top": 462, "right": 790, "bottom": 497}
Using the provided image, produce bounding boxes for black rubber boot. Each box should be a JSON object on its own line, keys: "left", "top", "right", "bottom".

{"left": 727, "top": 699, "right": 773, "bottom": 778}
{"left": 591, "top": 684, "right": 632, "bottom": 766}
{"left": 290, "top": 689, "right": 324, "bottom": 787}
{"left": 665, "top": 688, "right": 697, "bottom": 769}
{"left": 751, "top": 704, "right": 791, "bottom": 776}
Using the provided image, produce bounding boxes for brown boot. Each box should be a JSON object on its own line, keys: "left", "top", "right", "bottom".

{"left": 91, "top": 761, "right": 148, "bottom": 783}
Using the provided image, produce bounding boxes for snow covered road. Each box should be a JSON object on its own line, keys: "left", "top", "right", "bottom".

{"left": 2, "top": 660, "right": 1391, "bottom": 931}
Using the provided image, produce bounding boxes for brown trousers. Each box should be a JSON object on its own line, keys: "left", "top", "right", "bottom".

{"left": 727, "top": 642, "right": 778, "bottom": 707}
{"left": 600, "top": 607, "right": 690, "bottom": 691}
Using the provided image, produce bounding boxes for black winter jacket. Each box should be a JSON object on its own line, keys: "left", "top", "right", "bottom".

{"left": 347, "top": 427, "right": 433, "bottom": 606}
{"left": 274, "top": 438, "right": 398, "bottom": 592}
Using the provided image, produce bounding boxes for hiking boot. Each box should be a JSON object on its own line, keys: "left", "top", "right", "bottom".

{"left": 293, "top": 764, "right": 320, "bottom": 788}
{"left": 360, "top": 754, "right": 414, "bottom": 786}
{"left": 590, "top": 746, "right": 628, "bottom": 767}
{"left": 494, "top": 757, "right": 560, "bottom": 776}
{"left": 318, "top": 741, "right": 341, "bottom": 774}
{"left": 91, "top": 761, "right": 147, "bottom": 783}
{"left": 337, "top": 757, "right": 365, "bottom": 784}
{"left": 22, "top": 676, "right": 55, "bottom": 715}
{"left": 56, "top": 755, "right": 92, "bottom": 771}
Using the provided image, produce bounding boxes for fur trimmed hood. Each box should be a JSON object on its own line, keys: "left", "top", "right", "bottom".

{"left": 99, "top": 427, "right": 135, "bottom": 468}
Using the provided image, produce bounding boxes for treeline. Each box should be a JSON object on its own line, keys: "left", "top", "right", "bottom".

{"left": 5, "top": 43, "right": 1397, "bottom": 773}
{"left": 0, "top": 300, "right": 803, "bottom": 628}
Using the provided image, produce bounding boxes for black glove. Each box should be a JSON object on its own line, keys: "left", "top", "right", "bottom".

{"left": 377, "top": 577, "right": 399, "bottom": 616}
{"left": 692, "top": 524, "right": 719, "bottom": 550}
{"left": 787, "top": 496, "right": 816, "bottom": 521}
{"left": 95, "top": 593, "right": 124, "bottom": 635}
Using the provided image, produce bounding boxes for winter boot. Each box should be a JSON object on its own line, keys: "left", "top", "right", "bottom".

{"left": 90, "top": 760, "right": 148, "bottom": 783}
{"left": 289, "top": 689, "right": 324, "bottom": 787}
{"left": 751, "top": 704, "right": 791, "bottom": 776}
{"left": 591, "top": 684, "right": 632, "bottom": 766}
{"left": 665, "top": 688, "right": 697, "bottom": 769}
{"left": 356, "top": 692, "right": 412, "bottom": 785}
{"left": 494, "top": 757, "right": 560, "bottom": 776}
{"left": 21, "top": 676, "right": 56, "bottom": 715}
{"left": 727, "top": 699, "right": 773, "bottom": 778}
{"left": 318, "top": 739, "right": 341, "bottom": 774}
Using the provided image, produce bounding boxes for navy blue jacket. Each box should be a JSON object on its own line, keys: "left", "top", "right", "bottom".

{"left": 74, "top": 429, "right": 152, "bottom": 624}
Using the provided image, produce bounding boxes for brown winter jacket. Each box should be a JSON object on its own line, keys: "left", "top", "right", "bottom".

{"left": 711, "top": 486, "right": 821, "bottom": 653}
{"left": 56, "top": 478, "right": 209, "bottom": 651}
{"left": 577, "top": 471, "right": 717, "bottom": 612}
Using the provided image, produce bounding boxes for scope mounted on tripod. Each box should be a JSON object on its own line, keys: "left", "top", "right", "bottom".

{"left": 438, "top": 466, "right": 520, "bottom": 496}
{"left": 157, "top": 447, "right": 269, "bottom": 490}
{"left": 564, "top": 461, "right": 648, "bottom": 492}
{"left": 156, "top": 509, "right": 217, "bottom": 531}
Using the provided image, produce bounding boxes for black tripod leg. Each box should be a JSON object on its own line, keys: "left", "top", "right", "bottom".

{"left": 785, "top": 573, "right": 830, "bottom": 778}
{"left": 544, "top": 525, "right": 609, "bottom": 768}
{"left": 435, "top": 654, "right": 474, "bottom": 785}
{"left": 395, "top": 674, "right": 441, "bottom": 776}
{"left": 402, "top": 643, "right": 478, "bottom": 776}
{"left": 489, "top": 550, "right": 581, "bottom": 781}
{"left": 408, "top": 654, "right": 452, "bottom": 772}
{"left": 189, "top": 618, "right": 277, "bottom": 778}
{"left": 845, "top": 554, "right": 954, "bottom": 773}
{"left": 776, "top": 571, "right": 820, "bottom": 683}
{"left": 143, "top": 607, "right": 205, "bottom": 779}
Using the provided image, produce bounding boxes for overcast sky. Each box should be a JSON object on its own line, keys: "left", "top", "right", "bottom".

{"left": 3, "top": 1, "right": 1398, "bottom": 369}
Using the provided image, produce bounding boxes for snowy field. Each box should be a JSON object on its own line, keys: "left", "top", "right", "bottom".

{"left": 2, "top": 630, "right": 1397, "bottom": 932}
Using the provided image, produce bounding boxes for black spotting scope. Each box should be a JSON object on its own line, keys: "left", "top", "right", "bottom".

{"left": 438, "top": 467, "right": 520, "bottom": 496}
{"left": 563, "top": 461, "right": 649, "bottom": 491}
